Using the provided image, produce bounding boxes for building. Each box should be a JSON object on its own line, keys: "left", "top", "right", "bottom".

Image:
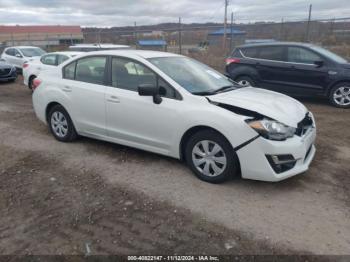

{"left": 208, "top": 28, "right": 246, "bottom": 47}
{"left": 137, "top": 40, "right": 167, "bottom": 51}
{"left": 0, "top": 25, "right": 84, "bottom": 48}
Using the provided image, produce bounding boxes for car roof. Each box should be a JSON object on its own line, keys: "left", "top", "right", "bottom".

{"left": 48, "top": 51, "right": 83, "bottom": 57}
{"left": 69, "top": 44, "right": 130, "bottom": 48}
{"left": 6, "top": 46, "right": 43, "bottom": 49}
{"left": 79, "top": 49, "right": 182, "bottom": 59}
{"left": 237, "top": 41, "right": 314, "bottom": 49}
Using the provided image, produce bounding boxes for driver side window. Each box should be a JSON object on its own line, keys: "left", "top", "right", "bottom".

{"left": 13, "top": 49, "right": 22, "bottom": 58}
{"left": 111, "top": 57, "right": 177, "bottom": 99}
{"left": 287, "top": 47, "right": 321, "bottom": 64}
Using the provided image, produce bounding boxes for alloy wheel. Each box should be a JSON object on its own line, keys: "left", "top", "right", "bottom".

{"left": 333, "top": 86, "right": 350, "bottom": 106}
{"left": 51, "top": 111, "right": 68, "bottom": 138}
{"left": 192, "top": 140, "right": 227, "bottom": 177}
{"left": 237, "top": 80, "right": 251, "bottom": 87}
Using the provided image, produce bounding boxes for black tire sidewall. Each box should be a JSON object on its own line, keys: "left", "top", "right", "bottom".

{"left": 28, "top": 76, "right": 35, "bottom": 90}
{"left": 329, "top": 83, "right": 350, "bottom": 108}
{"left": 185, "top": 130, "right": 239, "bottom": 183}
{"left": 48, "top": 105, "right": 77, "bottom": 142}
{"left": 236, "top": 76, "right": 256, "bottom": 87}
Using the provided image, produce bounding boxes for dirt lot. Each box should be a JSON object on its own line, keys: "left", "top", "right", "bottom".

{"left": 0, "top": 77, "right": 349, "bottom": 256}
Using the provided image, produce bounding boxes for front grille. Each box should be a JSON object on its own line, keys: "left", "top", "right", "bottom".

{"left": 296, "top": 113, "right": 313, "bottom": 136}
{"left": 0, "top": 68, "right": 11, "bottom": 76}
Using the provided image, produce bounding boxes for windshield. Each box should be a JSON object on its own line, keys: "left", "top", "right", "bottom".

{"left": 148, "top": 57, "right": 238, "bottom": 95}
{"left": 311, "top": 46, "right": 347, "bottom": 63}
{"left": 19, "top": 47, "right": 46, "bottom": 57}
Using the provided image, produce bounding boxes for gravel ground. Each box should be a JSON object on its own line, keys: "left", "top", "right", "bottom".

{"left": 0, "top": 77, "right": 349, "bottom": 255}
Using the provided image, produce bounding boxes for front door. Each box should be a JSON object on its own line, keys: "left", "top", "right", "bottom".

{"left": 282, "top": 46, "right": 330, "bottom": 95}
{"left": 105, "top": 57, "right": 181, "bottom": 155}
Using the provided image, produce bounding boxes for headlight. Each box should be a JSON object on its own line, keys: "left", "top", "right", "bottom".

{"left": 247, "top": 119, "right": 295, "bottom": 141}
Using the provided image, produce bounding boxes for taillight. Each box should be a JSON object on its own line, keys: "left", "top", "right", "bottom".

{"left": 226, "top": 58, "right": 240, "bottom": 65}
{"left": 23, "top": 63, "right": 29, "bottom": 69}
{"left": 32, "top": 78, "right": 42, "bottom": 91}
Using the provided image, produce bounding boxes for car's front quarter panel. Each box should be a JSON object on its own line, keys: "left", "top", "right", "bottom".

{"left": 169, "top": 96, "right": 260, "bottom": 158}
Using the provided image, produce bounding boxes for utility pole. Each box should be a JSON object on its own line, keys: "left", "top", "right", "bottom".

{"left": 178, "top": 17, "right": 182, "bottom": 54}
{"left": 223, "top": 0, "right": 228, "bottom": 51}
{"left": 280, "top": 18, "right": 284, "bottom": 41}
{"left": 306, "top": 4, "right": 312, "bottom": 42}
{"left": 134, "top": 22, "right": 137, "bottom": 48}
{"left": 229, "top": 12, "right": 233, "bottom": 53}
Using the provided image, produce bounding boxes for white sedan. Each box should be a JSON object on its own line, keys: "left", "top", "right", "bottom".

{"left": 32, "top": 50, "right": 316, "bottom": 183}
{"left": 23, "top": 51, "right": 82, "bottom": 89}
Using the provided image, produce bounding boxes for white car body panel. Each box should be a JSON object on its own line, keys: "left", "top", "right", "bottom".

{"left": 32, "top": 50, "right": 316, "bottom": 182}
{"left": 23, "top": 51, "right": 82, "bottom": 87}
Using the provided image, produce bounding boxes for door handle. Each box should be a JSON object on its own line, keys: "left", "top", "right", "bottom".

{"left": 107, "top": 95, "right": 120, "bottom": 103}
{"left": 62, "top": 86, "right": 72, "bottom": 92}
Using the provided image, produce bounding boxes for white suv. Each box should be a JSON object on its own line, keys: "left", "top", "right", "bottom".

{"left": 32, "top": 50, "right": 316, "bottom": 183}
{"left": 1, "top": 46, "right": 46, "bottom": 69}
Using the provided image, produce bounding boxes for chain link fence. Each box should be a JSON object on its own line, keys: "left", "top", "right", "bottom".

{"left": 1, "top": 17, "right": 350, "bottom": 71}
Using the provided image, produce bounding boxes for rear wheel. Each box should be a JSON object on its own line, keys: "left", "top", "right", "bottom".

{"left": 235, "top": 76, "right": 256, "bottom": 87}
{"left": 48, "top": 105, "right": 77, "bottom": 142}
{"left": 185, "top": 129, "right": 239, "bottom": 183}
{"left": 28, "top": 75, "right": 36, "bottom": 90}
{"left": 329, "top": 82, "right": 350, "bottom": 108}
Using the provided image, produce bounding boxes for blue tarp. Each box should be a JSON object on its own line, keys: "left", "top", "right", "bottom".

{"left": 209, "top": 28, "right": 246, "bottom": 36}
{"left": 138, "top": 40, "right": 167, "bottom": 46}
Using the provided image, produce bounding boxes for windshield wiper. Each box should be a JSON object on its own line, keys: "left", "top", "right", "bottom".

{"left": 192, "top": 91, "right": 215, "bottom": 96}
{"left": 213, "top": 85, "right": 236, "bottom": 94}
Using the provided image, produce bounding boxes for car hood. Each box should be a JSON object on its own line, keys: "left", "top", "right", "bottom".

{"left": 207, "top": 87, "right": 307, "bottom": 128}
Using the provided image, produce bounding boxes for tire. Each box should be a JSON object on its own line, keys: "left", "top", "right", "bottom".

{"left": 28, "top": 75, "right": 36, "bottom": 90}
{"left": 329, "top": 82, "right": 350, "bottom": 108}
{"left": 48, "top": 104, "right": 78, "bottom": 142}
{"left": 185, "top": 129, "right": 239, "bottom": 183}
{"left": 235, "top": 76, "right": 256, "bottom": 87}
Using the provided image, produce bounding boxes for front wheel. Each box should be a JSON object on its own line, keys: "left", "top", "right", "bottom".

{"left": 329, "top": 83, "right": 350, "bottom": 108}
{"left": 48, "top": 105, "right": 78, "bottom": 142}
{"left": 185, "top": 130, "right": 239, "bottom": 183}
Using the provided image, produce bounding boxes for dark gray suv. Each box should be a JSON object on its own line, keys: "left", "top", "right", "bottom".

{"left": 226, "top": 42, "right": 350, "bottom": 108}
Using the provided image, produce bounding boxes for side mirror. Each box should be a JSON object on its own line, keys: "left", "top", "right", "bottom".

{"left": 314, "top": 60, "right": 324, "bottom": 68}
{"left": 15, "top": 53, "right": 22, "bottom": 58}
{"left": 138, "top": 84, "right": 162, "bottom": 104}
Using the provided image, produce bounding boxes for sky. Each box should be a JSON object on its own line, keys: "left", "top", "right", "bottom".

{"left": 0, "top": 0, "right": 349, "bottom": 27}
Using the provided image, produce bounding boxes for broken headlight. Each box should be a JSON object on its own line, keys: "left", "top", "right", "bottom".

{"left": 247, "top": 119, "right": 296, "bottom": 141}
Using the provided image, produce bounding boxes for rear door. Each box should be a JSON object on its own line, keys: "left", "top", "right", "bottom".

{"left": 61, "top": 56, "right": 107, "bottom": 136}
{"left": 252, "top": 45, "right": 292, "bottom": 92}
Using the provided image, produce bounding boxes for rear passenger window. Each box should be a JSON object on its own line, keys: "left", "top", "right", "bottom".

{"left": 41, "top": 54, "right": 57, "bottom": 66}
{"left": 64, "top": 62, "right": 76, "bottom": 80}
{"left": 75, "top": 56, "right": 106, "bottom": 85}
{"left": 287, "top": 47, "right": 321, "bottom": 64}
{"left": 241, "top": 48, "right": 257, "bottom": 58}
{"left": 231, "top": 49, "right": 242, "bottom": 57}
{"left": 257, "top": 46, "right": 284, "bottom": 61}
